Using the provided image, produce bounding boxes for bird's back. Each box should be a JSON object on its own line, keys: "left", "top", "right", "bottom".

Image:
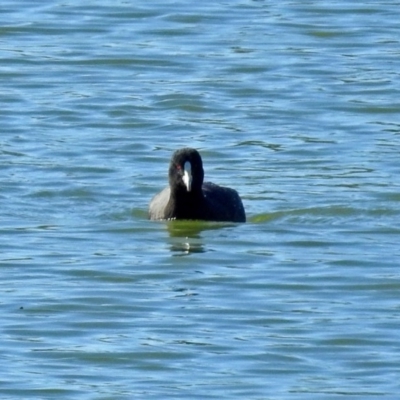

{"left": 202, "top": 182, "right": 246, "bottom": 222}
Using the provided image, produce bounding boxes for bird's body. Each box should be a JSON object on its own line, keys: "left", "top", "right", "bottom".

{"left": 149, "top": 148, "right": 245, "bottom": 223}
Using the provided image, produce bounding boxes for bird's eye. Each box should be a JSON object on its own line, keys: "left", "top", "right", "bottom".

{"left": 176, "top": 164, "right": 182, "bottom": 171}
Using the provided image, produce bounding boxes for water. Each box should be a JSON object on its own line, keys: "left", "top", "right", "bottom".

{"left": 1, "top": 1, "right": 400, "bottom": 398}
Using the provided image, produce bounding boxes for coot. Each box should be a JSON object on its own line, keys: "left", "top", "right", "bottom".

{"left": 149, "top": 148, "right": 246, "bottom": 222}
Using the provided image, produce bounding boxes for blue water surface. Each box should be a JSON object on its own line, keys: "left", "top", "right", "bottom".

{"left": 1, "top": 1, "right": 400, "bottom": 399}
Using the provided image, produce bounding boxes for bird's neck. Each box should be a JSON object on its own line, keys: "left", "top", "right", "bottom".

{"left": 166, "top": 187, "right": 204, "bottom": 219}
